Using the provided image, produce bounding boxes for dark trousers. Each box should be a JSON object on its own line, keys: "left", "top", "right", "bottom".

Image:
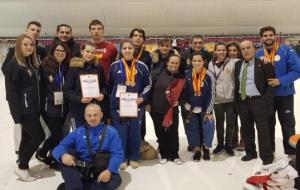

{"left": 19, "top": 113, "right": 45, "bottom": 169}
{"left": 232, "top": 113, "right": 241, "bottom": 146}
{"left": 61, "top": 165, "right": 122, "bottom": 190}
{"left": 238, "top": 97, "right": 273, "bottom": 163}
{"left": 151, "top": 111, "right": 179, "bottom": 160}
{"left": 214, "top": 102, "right": 235, "bottom": 146}
{"left": 39, "top": 116, "right": 65, "bottom": 157}
{"left": 268, "top": 95, "right": 296, "bottom": 155}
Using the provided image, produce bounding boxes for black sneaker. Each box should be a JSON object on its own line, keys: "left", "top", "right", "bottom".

{"left": 224, "top": 145, "right": 234, "bottom": 156}
{"left": 203, "top": 148, "right": 210, "bottom": 161}
{"left": 193, "top": 151, "right": 201, "bottom": 162}
{"left": 57, "top": 183, "right": 65, "bottom": 190}
{"left": 187, "top": 146, "right": 193, "bottom": 152}
{"left": 213, "top": 144, "right": 224, "bottom": 154}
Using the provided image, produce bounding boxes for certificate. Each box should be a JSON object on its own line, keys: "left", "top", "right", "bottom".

{"left": 119, "top": 93, "right": 138, "bottom": 117}
{"left": 80, "top": 74, "right": 100, "bottom": 98}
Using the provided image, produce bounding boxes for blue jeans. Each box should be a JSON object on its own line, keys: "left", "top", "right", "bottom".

{"left": 184, "top": 113, "right": 215, "bottom": 148}
{"left": 110, "top": 108, "right": 144, "bottom": 161}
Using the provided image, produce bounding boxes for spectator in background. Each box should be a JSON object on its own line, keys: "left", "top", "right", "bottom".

{"left": 256, "top": 26, "right": 300, "bottom": 157}
{"left": 89, "top": 19, "right": 118, "bottom": 83}
{"left": 45, "top": 24, "right": 80, "bottom": 58}
{"left": 293, "top": 40, "right": 300, "bottom": 58}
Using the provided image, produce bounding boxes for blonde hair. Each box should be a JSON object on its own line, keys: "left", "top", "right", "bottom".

{"left": 14, "top": 34, "right": 39, "bottom": 68}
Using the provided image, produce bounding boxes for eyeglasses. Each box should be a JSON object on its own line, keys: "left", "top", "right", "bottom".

{"left": 55, "top": 49, "right": 66, "bottom": 53}
{"left": 59, "top": 31, "right": 71, "bottom": 35}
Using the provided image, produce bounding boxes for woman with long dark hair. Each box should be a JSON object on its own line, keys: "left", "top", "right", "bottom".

{"left": 7, "top": 34, "right": 45, "bottom": 181}
{"left": 182, "top": 53, "right": 215, "bottom": 161}
{"left": 35, "top": 41, "right": 70, "bottom": 166}
{"left": 226, "top": 42, "right": 244, "bottom": 151}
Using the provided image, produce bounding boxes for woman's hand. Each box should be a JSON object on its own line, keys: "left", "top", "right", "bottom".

{"left": 95, "top": 93, "right": 104, "bottom": 101}
{"left": 204, "top": 114, "right": 214, "bottom": 121}
{"left": 136, "top": 97, "right": 144, "bottom": 105}
{"left": 81, "top": 97, "right": 92, "bottom": 104}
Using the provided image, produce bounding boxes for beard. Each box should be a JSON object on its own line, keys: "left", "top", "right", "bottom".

{"left": 263, "top": 39, "right": 275, "bottom": 46}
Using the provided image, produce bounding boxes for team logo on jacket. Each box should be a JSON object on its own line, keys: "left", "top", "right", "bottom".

{"left": 274, "top": 55, "right": 281, "bottom": 61}
{"left": 48, "top": 75, "right": 54, "bottom": 82}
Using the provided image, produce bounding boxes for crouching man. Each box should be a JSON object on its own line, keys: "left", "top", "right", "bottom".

{"left": 53, "top": 103, "right": 123, "bottom": 190}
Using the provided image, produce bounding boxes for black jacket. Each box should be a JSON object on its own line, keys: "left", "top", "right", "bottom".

{"left": 151, "top": 49, "right": 177, "bottom": 71}
{"left": 40, "top": 60, "right": 69, "bottom": 118}
{"left": 7, "top": 57, "right": 41, "bottom": 123}
{"left": 234, "top": 58, "right": 275, "bottom": 113}
{"left": 180, "top": 47, "right": 213, "bottom": 73}
{"left": 2, "top": 45, "right": 46, "bottom": 100}
{"left": 150, "top": 68, "right": 184, "bottom": 113}
{"left": 45, "top": 37, "right": 80, "bottom": 58}
{"left": 134, "top": 47, "right": 152, "bottom": 71}
{"left": 64, "top": 58, "right": 109, "bottom": 120}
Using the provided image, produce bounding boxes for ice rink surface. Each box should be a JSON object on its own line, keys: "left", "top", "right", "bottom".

{"left": 0, "top": 73, "right": 299, "bottom": 190}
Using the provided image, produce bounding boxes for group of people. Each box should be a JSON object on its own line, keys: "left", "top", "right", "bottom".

{"left": 2, "top": 19, "right": 300, "bottom": 190}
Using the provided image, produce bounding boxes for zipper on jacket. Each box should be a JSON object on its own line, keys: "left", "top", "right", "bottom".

{"left": 45, "top": 97, "right": 48, "bottom": 111}
{"left": 24, "top": 93, "right": 28, "bottom": 108}
{"left": 28, "top": 59, "right": 41, "bottom": 106}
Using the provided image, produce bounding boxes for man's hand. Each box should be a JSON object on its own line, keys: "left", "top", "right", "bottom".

{"left": 259, "top": 56, "right": 270, "bottom": 64}
{"left": 136, "top": 97, "right": 144, "bottom": 105}
{"left": 145, "top": 104, "right": 151, "bottom": 112}
{"left": 95, "top": 94, "right": 104, "bottom": 102}
{"left": 204, "top": 114, "right": 214, "bottom": 121}
{"left": 97, "top": 169, "right": 112, "bottom": 183}
{"left": 61, "top": 153, "right": 75, "bottom": 166}
{"left": 267, "top": 78, "right": 280, "bottom": 86}
{"left": 81, "top": 97, "right": 92, "bottom": 104}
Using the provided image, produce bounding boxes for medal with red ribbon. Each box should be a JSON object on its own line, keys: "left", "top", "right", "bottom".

{"left": 122, "top": 58, "right": 136, "bottom": 87}
{"left": 192, "top": 67, "right": 206, "bottom": 96}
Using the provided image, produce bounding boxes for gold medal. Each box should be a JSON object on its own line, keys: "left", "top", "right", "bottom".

{"left": 126, "top": 81, "right": 136, "bottom": 87}
{"left": 194, "top": 92, "right": 200, "bottom": 96}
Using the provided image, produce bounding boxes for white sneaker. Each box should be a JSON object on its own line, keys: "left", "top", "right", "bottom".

{"left": 173, "top": 158, "right": 184, "bottom": 165}
{"left": 159, "top": 158, "right": 168, "bottom": 164}
{"left": 28, "top": 169, "right": 43, "bottom": 179}
{"left": 15, "top": 167, "right": 36, "bottom": 182}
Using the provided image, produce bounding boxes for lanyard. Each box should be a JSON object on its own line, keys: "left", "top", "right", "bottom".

{"left": 54, "top": 64, "right": 64, "bottom": 90}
